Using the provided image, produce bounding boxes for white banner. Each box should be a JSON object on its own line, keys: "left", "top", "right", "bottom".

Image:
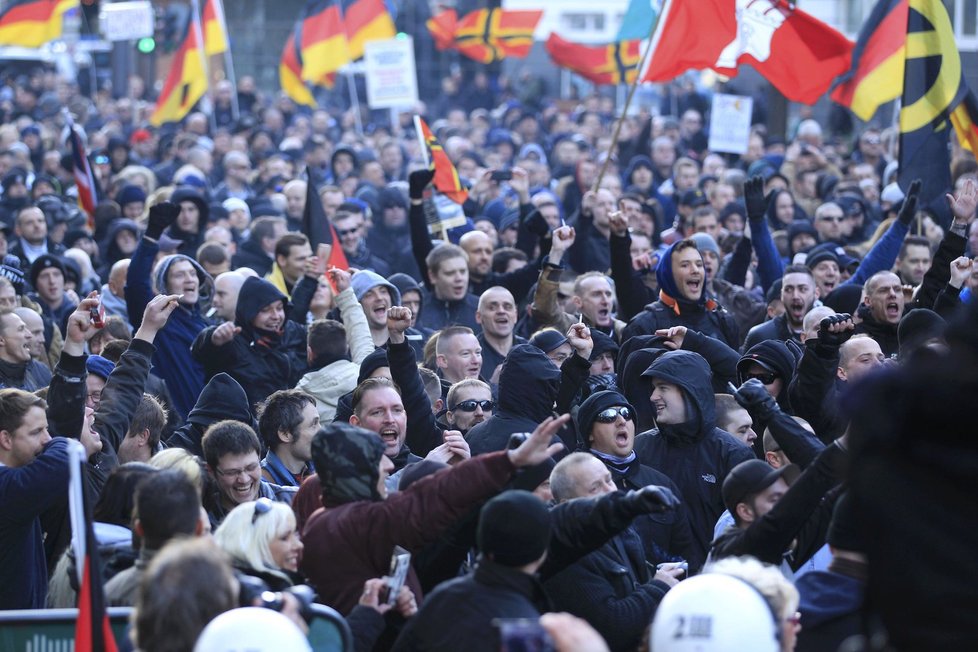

{"left": 708, "top": 93, "right": 754, "bottom": 155}
{"left": 364, "top": 37, "right": 419, "bottom": 110}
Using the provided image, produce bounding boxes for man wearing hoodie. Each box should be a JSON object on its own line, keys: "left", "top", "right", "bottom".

{"left": 165, "top": 372, "right": 253, "bottom": 457}
{"left": 192, "top": 276, "right": 308, "bottom": 412}
{"left": 296, "top": 268, "right": 374, "bottom": 421}
{"left": 622, "top": 239, "right": 740, "bottom": 349}
{"left": 466, "top": 342, "right": 587, "bottom": 455}
{"left": 351, "top": 269, "right": 402, "bottom": 348}
{"left": 127, "top": 201, "right": 211, "bottom": 420}
{"left": 635, "top": 350, "right": 755, "bottom": 562}
{"left": 166, "top": 187, "right": 208, "bottom": 259}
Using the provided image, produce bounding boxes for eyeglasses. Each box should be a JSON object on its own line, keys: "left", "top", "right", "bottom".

{"left": 335, "top": 225, "right": 362, "bottom": 237}
{"left": 595, "top": 406, "right": 633, "bottom": 423}
{"left": 818, "top": 214, "right": 847, "bottom": 223}
{"left": 451, "top": 399, "right": 494, "bottom": 412}
{"left": 251, "top": 497, "right": 273, "bottom": 524}
{"left": 215, "top": 461, "right": 260, "bottom": 478}
{"left": 745, "top": 371, "right": 779, "bottom": 385}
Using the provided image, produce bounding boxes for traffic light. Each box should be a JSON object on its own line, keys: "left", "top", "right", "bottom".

{"left": 137, "top": 37, "right": 155, "bottom": 53}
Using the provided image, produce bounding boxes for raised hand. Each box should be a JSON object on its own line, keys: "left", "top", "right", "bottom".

{"left": 948, "top": 178, "right": 978, "bottom": 224}
{"left": 327, "top": 266, "right": 351, "bottom": 293}
{"left": 145, "top": 201, "right": 180, "bottom": 240}
{"left": 897, "top": 179, "right": 922, "bottom": 226}
{"left": 626, "top": 485, "right": 681, "bottom": 514}
{"left": 507, "top": 414, "right": 569, "bottom": 467}
{"left": 66, "top": 292, "right": 102, "bottom": 346}
{"left": 135, "top": 293, "right": 181, "bottom": 342}
{"left": 566, "top": 322, "right": 593, "bottom": 360}
{"left": 727, "top": 378, "right": 778, "bottom": 417}
{"left": 387, "top": 306, "right": 413, "bottom": 338}
{"left": 548, "top": 226, "right": 576, "bottom": 264}
{"left": 817, "top": 313, "right": 854, "bottom": 347}
{"left": 949, "top": 256, "right": 974, "bottom": 289}
{"left": 211, "top": 321, "right": 241, "bottom": 346}
{"left": 743, "top": 175, "right": 769, "bottom": 221}
{"left": 409, "top": 168, "right": 436, "bottom": 200}
{"left": 654, "top": 326, "right": 687, "bottom": 350}
{"left": 608, "top": 210, "right": 628, "bottom": 237}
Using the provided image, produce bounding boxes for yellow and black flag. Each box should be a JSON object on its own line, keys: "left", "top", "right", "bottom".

{"left": 898, "top": 0, "right": 973, "bottom": 220}
{"left": 0, "top": 0, "right": 75, "bottom": 47}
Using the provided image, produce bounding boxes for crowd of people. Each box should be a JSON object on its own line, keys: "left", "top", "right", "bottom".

{"left": 1, "top": 65, "right": 978, "bottom": 652}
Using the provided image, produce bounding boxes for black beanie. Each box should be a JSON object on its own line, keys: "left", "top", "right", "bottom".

{"left": 897, "top": 308, "right": 946, "bottom": 359}
{"left": 823, "top": 284, "right": 864, "bottom": 315}
{"left": 357, "top": 347, "right": 390, "bottom": 384}
{"left": 477, "top": 490, "right": 551, "bottom": 567}
{"left": 589, "top": 330, "right": 619, "bottom": 362}
{"left": 738, "top": 339, "right": 798, "bottom": 386}
{"left": 575, "top": 390, "right": 634, "bottom": 445}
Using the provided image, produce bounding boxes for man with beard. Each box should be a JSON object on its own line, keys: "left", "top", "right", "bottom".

{"left": 744, "top": 266, "right": 817, "bottom": 350}
{"left": 192, "top": 276, "right": 308, "bottom": 412}
{"left": 475, "top": 286, "right": 525, "bottom": 384}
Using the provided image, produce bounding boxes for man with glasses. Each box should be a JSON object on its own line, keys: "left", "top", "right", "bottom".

{"left": 578, "top": 390, "right": 698, "bottom": 570}
{"left": 201, "top": 420, "right": 296, "bottom": 527}
{"left": 444, "top": 379, "right": 494, "bottom": 435}
{"left": 334, "top": 202, "right": 391, "bottom": 276}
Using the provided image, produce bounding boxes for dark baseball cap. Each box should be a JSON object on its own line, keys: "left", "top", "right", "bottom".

{"left": 680, "top": 189, "right": 709, "bottom": 208}
{"left": 722, "top": 459, "right": 801, "bottom": 516}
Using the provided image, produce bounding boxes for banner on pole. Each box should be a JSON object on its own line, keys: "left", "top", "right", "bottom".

{"left": 363, "top": 36, "right": 418, "bottom": 109}
{"left": 707, "top": 93, "right": 753, "bottom": 155}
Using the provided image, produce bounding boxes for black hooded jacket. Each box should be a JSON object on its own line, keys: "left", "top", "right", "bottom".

{"left": 633, "top": 350, "right": 755, "bottom": 564}
{"left": 853, "top": 304, "right": 900, "bottom": 357}
{"left": 231, "top": 236, "right": 274, "bottom": 277}
{"left": 191, "top": 277, "right": 308, "bottom": 412}
{"left": 466, "top": 344, "right": 560, "bottom": 456}
{"left": 166, "top": 373, "right": 254, "bottom": 457}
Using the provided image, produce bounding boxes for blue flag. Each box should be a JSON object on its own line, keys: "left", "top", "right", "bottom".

{"left": 616, "top": 0, "right": 659, "bottom": 41}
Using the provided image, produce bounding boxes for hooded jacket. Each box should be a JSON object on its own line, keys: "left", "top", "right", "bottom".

{"left": 633, "top": 350, "right": 755, "bottom": 563}
{"left": 466, "top": 344, "right": 560, "bottom": 456}
{"left": 191, "top": 277, "right": 308, "bottom": 412}
{"left": 97, "top": 219, "right": 140, "bottom": 279}
{"left": 231, "top": 235, "right": 274, "bottom": 277}
{"left": 126, "top": 238, "right": 209, "bottom": 419}
{"left": 795, "top": 563, "right": 866, "bottom": 652}
{"left": 166, "top": 187, "right": 208, "bottom": 258}
{"left": 621, "top": 241, "right": 740, "bottom": 349}
{"left": 166, "top": 373, "right": 253, "bottom": 457}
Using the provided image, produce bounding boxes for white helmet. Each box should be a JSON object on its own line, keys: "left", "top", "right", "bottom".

{"left": 194, "top": 607, "right": 311, "bottom": 652}
{"left": 650, "top": 574, "right": 781, "bottom": 652}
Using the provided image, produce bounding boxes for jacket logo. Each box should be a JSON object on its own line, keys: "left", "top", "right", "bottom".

{"left": 701, "top": 474, "right": 717, "bottom": 484}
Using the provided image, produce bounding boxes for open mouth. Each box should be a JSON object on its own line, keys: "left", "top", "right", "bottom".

{"left": 380, "top": 428, "right": 399, "bottom": 449}
{"left": 885, "top": 302, "right": 901, "bottom": 319}
{"left": 615, "top": 430, "right": 630, "bottom": 446}
{"left": 823, "top": 281, "right": 836, "bottom": 292}
{"left": 373, "top": 305, "right": 388, "bottom": 318}
{"left": 597, "top": 308, "right": 610, "bottom": 322}
{"left": 686, "top": 279, "right": 702, "bottom": 293}
{"left": 494, "top": 316, "right": 510, "bottom": 325}
{"left": 232, "top": 483, "right": 255, "bottom": 501}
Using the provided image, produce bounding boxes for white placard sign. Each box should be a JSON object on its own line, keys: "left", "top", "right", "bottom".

{"left": 100, "top": 1, "right": 154, "bottom": 42}
{"left": 707, "top": 93, "right": 754, "bottom": 155}
{"left": 363, "top": 37, "right": 419, "bottom": 110}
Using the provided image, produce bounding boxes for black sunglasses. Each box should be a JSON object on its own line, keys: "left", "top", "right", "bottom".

{"left": 335, "top": 225, "right": 361, "bottom": 237}
{"left": 252, "top": 497, "right": 273, "bottom": 524}
{"left": 451, "top": 399, "right": 494, "bottom": 412}
{"left": 745, "top": 371, "right": 779, "bottom": 385}
{"left": 595, "top": 406, "right": 633, "bottom": 423}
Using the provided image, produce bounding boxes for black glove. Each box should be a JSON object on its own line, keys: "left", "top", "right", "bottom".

{"left": 818, "top": 313, "right": 854, "bottom": 347}
{"left": 897, "top": 179, "right": 922, "bottom": 226}
{"left": 624, "top": 485, "right": 680, "bottom": 515}
{"left": 728, "top": 379, "right": 779, "bottom": 420}
{"left": 408, "top": 168, "right": 435, "bottom": 200}
{"left": 145, "top": 201, "right": 180, "bottom": 240}
{"left": 0, "top": 255, "right": 24, "bottom": 295}
{"left": 743, "top": 175, "right": 769, "bottom": 221}
{"left": 522, "top": 208, "right": 550, "bottom": 238}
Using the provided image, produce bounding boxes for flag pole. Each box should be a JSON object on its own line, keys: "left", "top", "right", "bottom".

{"left": 216, "top": 0, "right": 240, "bottom": 121}
{"left": 592, "top": 8, "right": 664, "bottom": 192}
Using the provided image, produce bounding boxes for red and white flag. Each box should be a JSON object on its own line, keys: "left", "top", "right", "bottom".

{"left": 641, "top": 0, "right": 853, "bottom": 105}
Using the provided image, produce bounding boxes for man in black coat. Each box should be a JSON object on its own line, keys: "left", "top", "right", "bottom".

{"left": 230, "top": 216, "right": 285, "bottom": 277}
{"left": 743, "top": 265, "right": 817, "bottom": 350}
{"left": 545, "top": 453, "right": 679, "bottom": 651}
{"left": 578, "top": 390, "right": 699, "bottom": 570}
{"left": 634, "top": 350, "right": 754, "bottom": 564}
{"left": 191, "top": 277, "right": 307, "bottom": 412}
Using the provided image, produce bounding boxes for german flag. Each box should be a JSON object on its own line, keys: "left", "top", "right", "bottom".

{"left": 898, "top": 0, "right": 971, "bottom": 217}
{"left": 150, "top": 10, "right": 207, "bottom": 126}
{"left": 545, "top": 34, "right": 642, "bottom": 86}
{"left": 301, "top": 169, "right": 349, "bottom": 271}
{"left": 951, "top": 90, "right": 978, "bottom": 156}
{"left": 415, "top": 116, "right": 468, "bottom": 205}
{"left": 279, "top": 32, "right": 317, "bottom": 107}
{"left": 201, "top": 0, "right": 229, "bottom": 56}
{"left": 830, "top": 0, "right": 908, "bottom": 121}
{"left": 453, "top": 8, "right": 542, "bottom": 64}
{"left": 340, "top": 0, "right": 395, "bottom": 60}
{"left": 0, "top": 0, "right": 76, "bottom": 48}
{"left": 426, "top": 9, "right": 457, "bottom": 51}
{"left": 299, "top": 0, "right": 350, "bottom": 83}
